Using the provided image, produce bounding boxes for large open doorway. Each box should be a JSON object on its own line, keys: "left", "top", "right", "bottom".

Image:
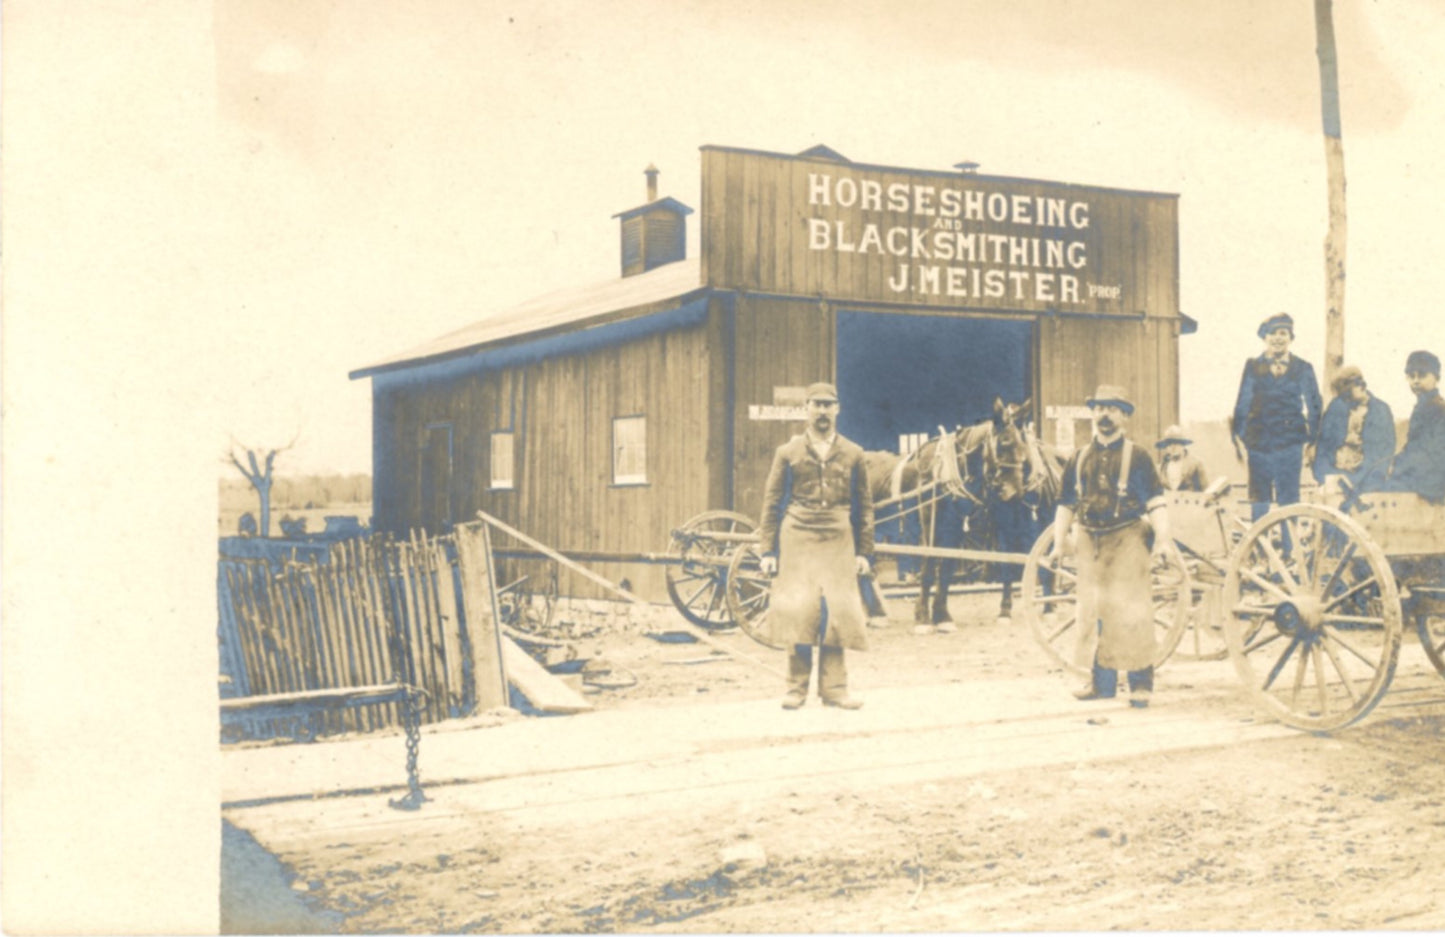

{"left": 835, "top": 311, "right": 1032, "bottom": 452}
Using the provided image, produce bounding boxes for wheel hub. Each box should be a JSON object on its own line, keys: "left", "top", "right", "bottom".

{"left": 1273, "top": 595, "right": 1324, "bottom": 640}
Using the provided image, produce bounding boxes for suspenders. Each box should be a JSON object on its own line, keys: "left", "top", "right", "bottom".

{"left": 1074, "top": 439, "right": 1133, "bottom": 520}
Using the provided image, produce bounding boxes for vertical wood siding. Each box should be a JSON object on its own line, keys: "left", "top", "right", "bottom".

{"left": 369, "top": 304, "right": 724, "bottom": 600}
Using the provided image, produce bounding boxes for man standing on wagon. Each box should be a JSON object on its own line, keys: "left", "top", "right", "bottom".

{"left": 758, "top": 382, "right": 873, "bottom": 710}
{"left": 1048, "top": 385, "right": 1175, "bottom": 708}
{"left": 1231, "top": 313, "right": 1323, "bottom": 521}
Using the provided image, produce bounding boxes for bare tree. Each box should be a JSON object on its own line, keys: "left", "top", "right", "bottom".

{"left": 227, "top": 434, "right": 298, "bottom": 538}
{"left": 1315, "top": 0, "right": 1346, "bottom": 388}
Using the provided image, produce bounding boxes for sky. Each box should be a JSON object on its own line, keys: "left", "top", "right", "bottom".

{"left": 19, "top": 0, "right": 1444, "bottom": 477}
{"left": 6, "top": 3, "right": 1445, "bottom": 927}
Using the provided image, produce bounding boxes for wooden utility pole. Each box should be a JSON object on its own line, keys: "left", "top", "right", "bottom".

{"left": 1315, "top": 0, "right": 1346, "bottom": 388}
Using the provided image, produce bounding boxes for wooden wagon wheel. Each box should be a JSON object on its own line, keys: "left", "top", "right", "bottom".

{"left": 665, "top": 510, "right": 756, "bottom": 630}
{"left": 1169, "top": 550, "right": 1230, "bottom": 662}
{"left": 724, "top": 543, "right": 785, "bottom": 650}
{"left": 1416, "top": 612, "right": 1445, "bottom": 679}
{"left": 1019, "top": 525, "right": 1192, "bottom": 677}
{"left": 1223, "top": 503, "right": 1402, "bottom": 731}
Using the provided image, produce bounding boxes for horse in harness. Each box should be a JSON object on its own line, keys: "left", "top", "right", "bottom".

{"left": 865, "top": 399, "right": 1062, "bottom": 625}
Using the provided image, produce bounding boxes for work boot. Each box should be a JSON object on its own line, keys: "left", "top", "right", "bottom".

{"left": 1127, "top": 667, "right": 1154, "bottom": 709}
{"left": 818, "top": 646, "right": 862, "bottom": 709}
{"left": 782, "top": 646, "right": 812, "bottom": 710}
{"left": 1073, "top": 663, "right": 1118, "bottom": 701}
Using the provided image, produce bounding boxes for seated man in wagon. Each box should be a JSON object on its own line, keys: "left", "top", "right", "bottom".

{"left": 1313, "top": 364, "right": 1396, "bottom": 495}
{"left": 1376, "top": 350, "right": 1445, "bottom": 504}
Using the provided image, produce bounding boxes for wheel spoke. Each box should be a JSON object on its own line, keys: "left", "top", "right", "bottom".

{"left": 1322, "top": 625, "right": 1380, "bottom": 668}
{"left": 1289, "top": 639, "right": 1311, "bottom": 709}
{"left": 1321, "top": 575, "right": 1380, "bottom": 614}
{"left": 1262, "top": 635, "right": 1302, "bottom": 690}
{"left": 681, "top": 578, "right": 714, "bottom": 610}
{"left": 1310, "top": 643, "right": 1331, "bottom": 715}
{"left": 702, "top": 584, "right": 724, "bottom": 620}
{"left": 1256, "top": 531, "right": 1299, "bottom": 593}
{"left": 1321, "top": 613, "right": 1385, "bottom": 627}
{"left": 1319, "top": 637, "right": 1362, "bottom": 705}
{"left": 1232, "top": 602, "right": 1277, "bottom": 618}
{"left": 1240, "top": 567, "right": 1292, "bottom": 603}
{"left": 1307, "top": 522, "right": 1331, "bottom": 591}
{"left": 1243, "top": 627, "right": 1284, "bottom": 655}
{"left": 1319, "top": 540, "right": 1359, "bottom": 602}
{"left": 1045, "top": 614, "right": 1078, "bottom": 644}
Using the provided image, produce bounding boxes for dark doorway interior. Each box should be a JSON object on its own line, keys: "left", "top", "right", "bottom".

{"left": 835, "top": 311, "right": 1032, "bottom": 452}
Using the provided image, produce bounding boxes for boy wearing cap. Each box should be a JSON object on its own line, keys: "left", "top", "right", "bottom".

{"left": 1231, "top": 313, "right": 1323, "bottom": 521}
{"left": 1381, "top": 350, "right": 1445, "bottom": 503}
{"left": 1047, "top": 385, "right": 1174, "bottom": 707}
{"left": 1155, "top": 425, "right": 1208, "bottom": 492}
{"left": 757, "top": 381, "right": 873, "bottom": 709}
{"left": 1313, "top": 364, "right": 1395, "bottom": 491}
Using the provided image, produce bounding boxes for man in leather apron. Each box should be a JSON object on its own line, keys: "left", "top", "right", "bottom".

{"left": 1048, "top": 385, "right": 1175, "bottom": 708}
{"left": 758, "top": 382, "right": 874, "bottom": 710}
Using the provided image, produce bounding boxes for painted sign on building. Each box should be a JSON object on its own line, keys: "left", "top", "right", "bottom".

{"left": 701, "top": 146, "right": 1178, "bottom": 318}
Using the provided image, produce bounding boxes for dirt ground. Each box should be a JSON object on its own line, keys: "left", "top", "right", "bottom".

{"left": 222, "top": 590, "right": 1445, "bottom": 933}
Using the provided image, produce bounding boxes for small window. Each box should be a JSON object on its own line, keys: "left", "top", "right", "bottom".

{"left": 613, "top": 416, "right": 647, "bottom": 485}
{"left": 490, "top": 431, "right": 515, "bottom": 490}
{"left": 899, "top": 432, "right": 928, "bottom": 456}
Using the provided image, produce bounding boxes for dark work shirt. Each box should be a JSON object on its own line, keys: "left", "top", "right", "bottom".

{"left": 1386, "top": 389, "right": 1445, "bottom": 503}
{"left": 1060, "top": 436, "right": 1165, "bottom": 530}
{"left": 1232, "top": 354, "right": 1323, "bottom": 450}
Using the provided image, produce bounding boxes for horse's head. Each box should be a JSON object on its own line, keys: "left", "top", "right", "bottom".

{"left": 984, "top": 397, "right": 1032, "bottom": 503}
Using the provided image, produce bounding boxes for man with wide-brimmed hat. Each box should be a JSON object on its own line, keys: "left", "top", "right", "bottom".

{"left": 757, "top": 381, "right": 873, "bottom": 709}
{"left": 1313, "top": 363, "right": 1395, "bottom": 491}
{"left": 1380, "top": 350, "right": 1445, "bottom": 503}
{"left": 1047, "top": 385, "right": 1174, "bottom": 708}
{"left": 1155, "top": 424, "right": 1208, "bottom": 492}
{"left": 1231, "top": 313, "right": 1323, "bottom": 520}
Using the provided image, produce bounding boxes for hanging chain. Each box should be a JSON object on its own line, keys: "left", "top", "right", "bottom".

{"left": 389, "top": 685, "right": 429, "bottom": 811}
{"left": 384, "top": 535, "right": 430, "bottom": 811}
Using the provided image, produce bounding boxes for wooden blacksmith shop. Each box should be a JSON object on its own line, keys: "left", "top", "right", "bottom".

{"left": 351, "top": 143, "right": 1191, "bottom": 599}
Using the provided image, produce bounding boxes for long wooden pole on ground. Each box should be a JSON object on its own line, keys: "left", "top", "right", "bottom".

{"left": 473, "top": 511, "right": 785, "bottom": 679}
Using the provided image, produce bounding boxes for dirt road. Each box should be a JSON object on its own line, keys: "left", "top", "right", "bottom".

{"left": 221, "top": 593, "right": 1445, "bottom": 932}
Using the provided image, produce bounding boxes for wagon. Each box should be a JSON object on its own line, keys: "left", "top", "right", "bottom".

{"left": 1221, "top": 491, "right": 1445, "bottom": 730}
{"left": 1016, "top": 477, "right": 1445, "bottom": 731}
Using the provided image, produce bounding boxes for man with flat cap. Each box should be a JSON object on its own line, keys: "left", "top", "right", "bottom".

{"left": 1379, "top": 350, "right": 1445, "bottom": 503}
{"left": 1232, "top": 313, "right": 1323, "bottom": 521}
{"left": 1048, "top": 385, "right": 1174, "bottom": 707}
{"left": 1313, "top": 364, "right": 1395, "bottom": 492}
{"left": 757, "top": 381, "right": 873, "bottom": 709}
{"left": 1155, "top": 425, "right": 1208, "bottom": 492}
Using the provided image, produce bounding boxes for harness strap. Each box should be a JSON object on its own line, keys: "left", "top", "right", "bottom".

{"left": 889, "top": 451, "right": 910, "bottom": 503}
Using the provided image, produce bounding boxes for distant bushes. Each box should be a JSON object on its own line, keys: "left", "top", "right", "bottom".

{"left": 219, "top": 474, "right": 371, "bottom": 513}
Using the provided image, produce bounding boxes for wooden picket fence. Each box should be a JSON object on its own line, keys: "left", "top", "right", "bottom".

{"left": 218, "top": 530, "right": 504, "bottom": 742}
